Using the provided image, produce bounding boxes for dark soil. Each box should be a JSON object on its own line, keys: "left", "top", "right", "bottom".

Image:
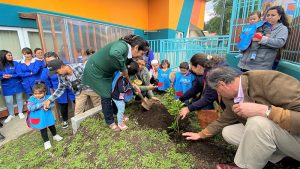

{"left": 133, "top": 101, "right": 173, "bottom": 131}
{"left": 132, "top": 102, "right": 300, "bottom": 169}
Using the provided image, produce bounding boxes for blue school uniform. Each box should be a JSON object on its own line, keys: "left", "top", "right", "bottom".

{"left": 27, "top": 95, "right": 55, "bottom": 129}
{"left": 237, "top": 21, "right": 272, "bottom": 51}
{"left": 157, "top": 68, "right": 171, "bottom": 91}
{"left": 173, "top": 71, "right": 195, "bottom": 99}
{"left": 36, "top": 59, "right": 45, "bottom": 66}
{"left": 40, "top": 66, "right": 75, "bottom": 104}
{"left": 0, "top": 61, "right": 24, "bottom": 96}
{"left": 112, "top": 71, "right": 133, "bottom": 102}
{"left": 16, "top": 58, "right": 44, "bottom": 95}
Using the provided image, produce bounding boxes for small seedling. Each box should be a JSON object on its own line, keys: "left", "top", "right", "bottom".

{"left": 161, "top": 88, "right": 185, "bottom": 132}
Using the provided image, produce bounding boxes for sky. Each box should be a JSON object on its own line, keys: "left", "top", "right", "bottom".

{"left": 204, "top": 1, "right": 215, "bottom": 23}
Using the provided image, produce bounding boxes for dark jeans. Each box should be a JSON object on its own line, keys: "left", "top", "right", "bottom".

{"left": 59, "top": 103, "right": 68, "bottom": 122}
{"left": 40, "top": 125, "right": 57, "bottom": 142}
{"left": 101, "top": 97, "right": 118, "bottom": 125}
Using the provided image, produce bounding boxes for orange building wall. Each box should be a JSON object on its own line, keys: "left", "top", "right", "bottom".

{"left": 148, "top": 0, "right": 184, "bottom": 31}
{"left": 1, "top": 0, "right": 148, "bottom": 30}
{"left": 1, "top": 0, "right": 205, "bottom": 32}
{"left": 190, "top": 0, "right": 206, "bottom": 29}
{"left": 148, "top": 0, "right": 169, "bottom": 30}
{"left": 198, "top": 0, "right": 206, "bottom": 29}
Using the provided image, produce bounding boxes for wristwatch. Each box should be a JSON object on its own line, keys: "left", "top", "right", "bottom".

{"left": 265, "top": 105, "right": 272, "bottom": 118}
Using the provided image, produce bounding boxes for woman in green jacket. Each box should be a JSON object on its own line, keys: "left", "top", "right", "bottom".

{"left": 82, "top": 35, "right": 149, "bottom": 131}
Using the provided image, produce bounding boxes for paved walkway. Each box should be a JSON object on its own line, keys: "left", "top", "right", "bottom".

{"left": 0, "top": 116, "right": 31, "bottom": 147}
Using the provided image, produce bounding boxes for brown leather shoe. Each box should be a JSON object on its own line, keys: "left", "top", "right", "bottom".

{"left": 215, "top": 163, "right": 241, "bottom": 169}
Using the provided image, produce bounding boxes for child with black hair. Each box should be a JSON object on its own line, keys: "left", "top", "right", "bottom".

{"left": 236, "top": 11, "right": 271, "bottom": 61}
{"left": 157, "top": 59, "right": 171, "bottom": 92}
{"left": 172, "top": 62, "right": 195, "bottom": 99}
{"left": 111, "top": 61, "right": 139, "bottom": 130}
{"left": 34, "top": 48, "right": 44, "bottom": 61}
{"left": 27, "top": 81, "right": 63, "bottom": 150}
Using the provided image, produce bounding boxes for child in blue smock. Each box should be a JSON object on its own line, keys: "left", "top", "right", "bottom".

{"left": 172, "top": 62, "right": 195, "bottom": 99}
{"left": 27, "top": 81, "right": 63, "bottom": 150}
{"left": 157, "top": 59, "right": 171, "bottom": 93}
{"left": 236, "top": 11, "right": 271, "bottom": 60}
{"left": 112, "top": 61, "right": 139, "bottom": 130}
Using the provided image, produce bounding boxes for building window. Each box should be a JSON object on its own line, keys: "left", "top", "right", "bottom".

{"left": 36, "top": 13, "right": 134, "bottom": 63}
{"left": 0, "top": 29, "right": 22, "bottom": 60}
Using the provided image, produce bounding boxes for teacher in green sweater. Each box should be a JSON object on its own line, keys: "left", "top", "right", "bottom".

{"left": 82, "top": 35, "right": 149, "bottom": 131}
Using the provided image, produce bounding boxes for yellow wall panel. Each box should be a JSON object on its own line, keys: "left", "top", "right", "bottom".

{"left": 169, "top": 0, "right": 184, "bottom": 30}
{"left": 197, "top": 0, "right": 206, "bottom": 29}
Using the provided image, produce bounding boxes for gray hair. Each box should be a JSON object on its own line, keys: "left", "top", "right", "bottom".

{"left": 207, "top": 67, "right": 240, "bottom": 89}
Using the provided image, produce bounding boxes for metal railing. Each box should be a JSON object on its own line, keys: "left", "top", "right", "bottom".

{"left": 228, "top": 0, "right": 300, "bottom": 64}
{"left": 281, "top": 0, "right": 300, "bottom": 63}
{"left": 228, "top": 0, "right": 262, "bottom": 53}
{"left": 148, "top": 36, "right": 229, "bottom": 69}
{"left": 148, "top": 0, "right": 300, "bottom": 65}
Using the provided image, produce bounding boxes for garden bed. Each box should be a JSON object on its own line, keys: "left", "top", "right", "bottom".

{"left": 0, "top": 100, "right": 299, "bottom": 168}
{"left": 132, "top": 101, "right": 235, "bottom": 168}
{"left": 132, "top": 100, "right": 300, "bottom": 169}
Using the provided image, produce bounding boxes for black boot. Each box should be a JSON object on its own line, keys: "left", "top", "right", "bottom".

{"left": 0, "top": 133, "right": 5, "bottom": 142}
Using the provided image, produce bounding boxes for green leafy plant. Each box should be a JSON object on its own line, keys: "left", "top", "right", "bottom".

{"left": 161, "top": 88, "right": 185, "bottom": 131}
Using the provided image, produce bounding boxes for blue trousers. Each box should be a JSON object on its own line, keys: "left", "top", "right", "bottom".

{"left": 4, "top": 93, "right": 23, "bottom": 116}
{"left": 112, "top": 99, "right": 125, "bottom": 124}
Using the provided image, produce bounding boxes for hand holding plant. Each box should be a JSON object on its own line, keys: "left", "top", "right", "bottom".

{"left": 179, "top": 107, "right": 190, "bottom": 119}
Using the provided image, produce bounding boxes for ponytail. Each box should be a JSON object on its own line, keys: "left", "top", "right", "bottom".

{"left": 120, "top": 34, "right": 149, "bottom": 52}
{"left": 190, "top": 53, "right": 224, "bottom": 68}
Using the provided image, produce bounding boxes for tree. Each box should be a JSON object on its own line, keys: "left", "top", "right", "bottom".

{"left": 205, "top": 0, "right": 233, "bottom": 35}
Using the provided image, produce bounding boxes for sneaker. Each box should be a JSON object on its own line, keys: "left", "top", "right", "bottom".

{"left": 109, "top": 123, "right": 121, "bottom": 132}
{"left": 250, "top": 53, "right": 257, "bottom": 60}
{"left": 235, "top": 54, "right": 243, "bottom": 58}
{"left": 18, "top": 113, "right": 25, "bottom": 119}
{"left": 118, "top": 123, "right": 128, "bottom": 131}
{"left": 4, "top": 115, "right": 15, "bottom": 123}
{"left": 53, "top": 134, "right": 63, "bottom": 141}
{"left": 62, "top": 121, "right": 69, "bottom": 129}
{"left": 123, "top": 116, "right": 129, "bottom": 122}
{"left": 44, "top": 141, "right": 52, "bottom": 150}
